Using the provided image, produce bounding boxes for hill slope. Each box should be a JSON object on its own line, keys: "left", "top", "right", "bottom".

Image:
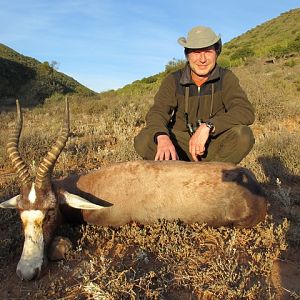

{"left": 219, "top": 8, "right": 300, "bottom": 66}
{"left": 0, "top": 43, "right": 95, "bottom": 106}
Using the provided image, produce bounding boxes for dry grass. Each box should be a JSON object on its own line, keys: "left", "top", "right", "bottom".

{"left": 25, "top": 220, "right": 287, "bottom": 299}
{"left": 0, "top": 56, "right": 299, "bottom": 299}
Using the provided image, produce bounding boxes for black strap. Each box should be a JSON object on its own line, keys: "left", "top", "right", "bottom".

{"left": 184, "top": 86, "right": 194, "bottom": 135}
{"left": 184, "top": 86, "right": 189, "bottom": 118}
{"left": 210, "top": 83, "right": 214, "bottom": 118}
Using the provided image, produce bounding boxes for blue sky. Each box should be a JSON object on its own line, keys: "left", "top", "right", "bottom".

{"left": 0, "top": 1, "right": 299, "bottom": 92}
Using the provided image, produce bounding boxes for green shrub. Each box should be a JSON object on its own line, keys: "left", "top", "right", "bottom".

{"left": 230, "top": 47, "right": 255, "bottom": 60}
{"left": 284, "top": 59, "right": 296, "bottom": 67}
{"left": 288, "top": 34, "right": 300, "bottom": 52}
{"left": 217, "top": 56, "right": 231, "bottom": 68}
{"left": 140, "top": 75, "right": 158, "bottom": 84}
{"left": 44, "top": 92, "right": 65, "bottom": 103}
{"left": 268, "top": 45, "right": 289, "bottom": 58}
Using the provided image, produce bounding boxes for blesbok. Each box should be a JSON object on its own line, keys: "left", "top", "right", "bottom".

{"left": 0, "top": 99, "right": 267, "bottom": 281}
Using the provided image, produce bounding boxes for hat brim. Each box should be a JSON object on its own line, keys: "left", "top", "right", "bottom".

{"left": 177, "top": 35, "right": 220, "bottom": 49}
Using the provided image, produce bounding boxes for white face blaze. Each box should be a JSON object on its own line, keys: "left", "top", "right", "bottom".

{"left": 17, "top": 210, "right": 45, "bottom": 281}
{"left": 0, "top": 185, "right": 106, "bottom": 281}
{"left": 28, "top": 183, "right": 37, "bottom": 204}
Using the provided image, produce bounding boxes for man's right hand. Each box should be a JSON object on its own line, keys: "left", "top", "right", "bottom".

{"left": 155, "top": 135, "right": 178, "bottom": 161}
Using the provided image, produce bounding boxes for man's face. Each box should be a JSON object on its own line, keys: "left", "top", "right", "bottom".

{"left": 187, "top": 46, "right": 217, "bottom": 77}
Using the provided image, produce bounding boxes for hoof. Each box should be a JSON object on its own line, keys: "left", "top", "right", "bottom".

{"left": 48, "top": 236, "right": 72, "bottom": 261}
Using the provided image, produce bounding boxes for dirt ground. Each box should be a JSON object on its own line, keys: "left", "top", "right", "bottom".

{"left": 0, "top": 242, "right": 299, "bottom": 300}
{"left": 271, "top": 257, "right": 300, "bottom": 299}
{"left": 0, "top": 176, "right": 299, "bottom": 299}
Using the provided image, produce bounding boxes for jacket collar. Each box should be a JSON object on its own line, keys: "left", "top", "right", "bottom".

{"left": 179, "top": 62, "right": 221, "bottom": 86}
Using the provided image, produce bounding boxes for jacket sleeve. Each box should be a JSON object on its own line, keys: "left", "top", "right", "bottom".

{"left": 145, "top": 73, "right": 178, "bottom": 140}
{"left": 210, "top": 70, "right": 255, "bottom": 136}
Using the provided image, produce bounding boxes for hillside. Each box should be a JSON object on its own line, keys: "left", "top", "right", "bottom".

{"left": 0, "top": 43, "right": 95, "bottom": 106}
{"left": 219, "top": 8, "right": 300, "bottom": 66}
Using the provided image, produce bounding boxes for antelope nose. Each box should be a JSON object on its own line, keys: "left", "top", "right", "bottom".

{"left": 16, "top": 266, "right": 41, "bottom": 281}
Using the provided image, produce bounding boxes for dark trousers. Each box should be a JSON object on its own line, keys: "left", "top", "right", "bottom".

{"left": 134, "top": 125, "right": 255, "bottom": 164}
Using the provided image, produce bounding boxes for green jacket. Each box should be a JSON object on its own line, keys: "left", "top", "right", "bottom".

{"left": 146, "top": 63, "right": 255, "bottom": 139}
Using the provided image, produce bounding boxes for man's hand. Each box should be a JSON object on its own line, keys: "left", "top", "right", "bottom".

{"left": 189, "top": 124, "right": 210, "bottom": 161}
{"left": 155, "top": 135, "right": 178, "bottom": 161}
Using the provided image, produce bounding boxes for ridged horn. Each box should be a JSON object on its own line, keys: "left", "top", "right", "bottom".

{"left": 35, "top": 97, "right": 70, "bottom": 188}
{"left": 6, "top": 100, "right": 31, "bottom": 185}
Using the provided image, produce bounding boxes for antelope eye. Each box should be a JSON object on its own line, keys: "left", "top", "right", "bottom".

{"left": 45, "top": 209, "right": 55, "bottom": 221}
{"left": 48, "top": 209, "right": 56, "bottom": 216}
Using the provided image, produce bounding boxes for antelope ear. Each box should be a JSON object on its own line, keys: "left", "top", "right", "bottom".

{"left": 0, "top": 195, "right": 19, "bottom": 209}
{"left": 61, "top": 191, "right": 107, "bottom": 210}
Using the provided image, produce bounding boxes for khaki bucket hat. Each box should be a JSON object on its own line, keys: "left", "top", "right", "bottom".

{"left": 178, "top": 26, "right": 221, "bottom": 49}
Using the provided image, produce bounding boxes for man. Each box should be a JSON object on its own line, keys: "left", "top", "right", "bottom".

{"left": 134, "top": 26, "right": 255, "bottom": 164}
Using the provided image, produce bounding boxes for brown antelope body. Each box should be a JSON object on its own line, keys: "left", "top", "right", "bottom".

{"left": 0, "top": 99, "right": 267, "bottom": 281}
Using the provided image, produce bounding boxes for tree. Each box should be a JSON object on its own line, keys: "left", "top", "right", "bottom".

{"left": 165, "top": 58, "right": 185, "bottom": 74}
{"left": 50, "top": 60, "right": 59, "bottom": 71}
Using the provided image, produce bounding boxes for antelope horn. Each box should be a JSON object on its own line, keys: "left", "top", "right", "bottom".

{"left": 6, "top": 100, "right": 31, "bottom": 185}
{"left": 35, "top": 97, "right": 70, "bottom": 188}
